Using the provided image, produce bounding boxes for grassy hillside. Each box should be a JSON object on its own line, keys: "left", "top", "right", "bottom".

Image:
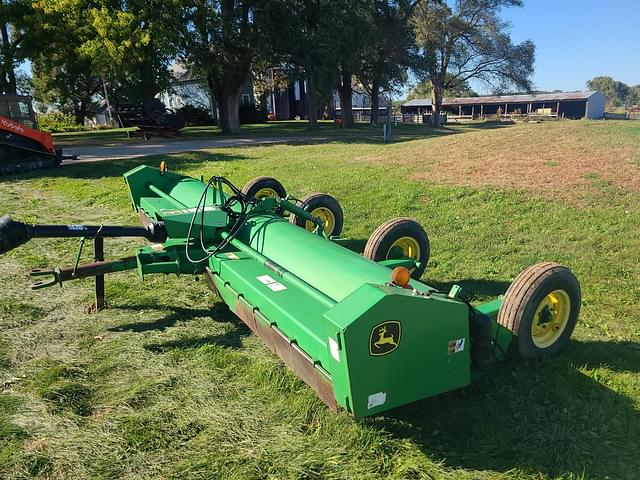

{"left": 1, "top": 120, "right": 639, "bottom": 479}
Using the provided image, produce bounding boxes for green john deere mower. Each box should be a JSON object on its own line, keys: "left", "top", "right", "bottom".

{"left": 0, "top": 164, "right": 581, "bottom": 417}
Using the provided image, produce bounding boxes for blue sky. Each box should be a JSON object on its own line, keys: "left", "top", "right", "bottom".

{"left": 499, "top": 0, "right": 640, "bottom": 92}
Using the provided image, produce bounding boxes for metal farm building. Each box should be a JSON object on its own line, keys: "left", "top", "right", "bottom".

{"left": 402, "top": 91, "right": 605, "bottom": 121}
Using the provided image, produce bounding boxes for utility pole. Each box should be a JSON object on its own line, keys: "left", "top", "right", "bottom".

{"left": 383, "top": 92, "right": 392, "bottom": 142}
{"left": 270, "top": 68, "right": 277, "bottom": 120}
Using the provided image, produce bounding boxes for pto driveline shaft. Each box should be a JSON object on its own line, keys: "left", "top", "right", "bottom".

{"left": 0, "top": 214, "right": 167, "bottom": 255}
{"left": 31, "top": 223, "right": 166, "bottom": 241}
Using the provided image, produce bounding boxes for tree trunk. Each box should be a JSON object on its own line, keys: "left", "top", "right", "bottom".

{"left": 338, "top": 68, "right": 354, "bottom": 128}
{"left": 137, "top": 45, "right": 160, "bottom": 101}
{"left": 220, "top": 91, "right": 240, "bottom": 133}
{"left": 369, "top": 78, "right": 380, "bottom": 125}
{"left": 210, "top": 73, "right": 242, "bottom": 134}
{"left": 306, "top": 75, "right": 318, "bottom": 129}
{"left": 431, "top": 83, "right": 442, "bottom": 127}
{"left": 74, "top": 102, "right": 87, "bottom": 126}
{"left": 207, "top": 76, "right": 221, "bottom": 124}
{"left": 0, "top": 19, "right": 17, "bottom": 95}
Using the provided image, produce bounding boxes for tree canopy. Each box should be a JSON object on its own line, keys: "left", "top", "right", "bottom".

{"left": 412, "top": 0, "right": 534, "bottom": 125}
{"left": 0, "top": 0, "right": 32, "bottom": 95}
{"left": 406, "top": 75, "right": 477, "bottom": 101}
{"left": 2, "top": 0, "right": 545, "bottom": 132}
{"left": 587, "top": 76, "right": 639, "bottom": 110}
{"left": 180, "top": 0, "right": 269, "bottom": 133}
{"left": 358, "top": 0, "right": 415, "bottom": 124}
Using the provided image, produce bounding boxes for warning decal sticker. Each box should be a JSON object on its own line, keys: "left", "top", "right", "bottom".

{"left": 256, "top": 275, "right": 287, "bottom": 292}
{"left": 448, "top": 338, "right": 465, "bottom": 354}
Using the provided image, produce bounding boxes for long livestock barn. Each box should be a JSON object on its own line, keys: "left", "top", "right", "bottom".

{"left": 402, "top": 91, "right": 605, "bottom": 120}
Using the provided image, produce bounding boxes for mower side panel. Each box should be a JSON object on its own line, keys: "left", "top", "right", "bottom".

{"left": 209, "top": 251, "right": 333, "bottom": 368}
{"left": 324, "top": 284, "right": 471, "bottom": 417}
{"left": 206, "top": 254, "right": 342, "bottom": 410}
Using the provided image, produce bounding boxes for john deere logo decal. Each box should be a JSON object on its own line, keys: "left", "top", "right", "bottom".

{"left": 369, "top": 321, "right": 401, "bottom": 356}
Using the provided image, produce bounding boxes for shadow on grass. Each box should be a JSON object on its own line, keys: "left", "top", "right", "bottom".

{"left": 63, "top": 151, "right": 253, "bottom": 181}
{"left": 453, "top": 120, "right": 516, "bottom": 129}
{"left": 371, "top": 340, "right": 640, "bottom": 478}
{"left": 144, "top": 326, "right": 250, "bottom": 353}
{"left": 107, "top": 303, "right": 236, "bottom": 333}
{"left": 107, "top": 302, "right": 251, "bottom": 352}
{"left": 0, "top": 150, "right": 254, "bottom": 184}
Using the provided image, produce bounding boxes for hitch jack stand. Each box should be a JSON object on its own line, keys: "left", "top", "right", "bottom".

{"left": 93, "top": 237, "right": 105, "bottom": 312}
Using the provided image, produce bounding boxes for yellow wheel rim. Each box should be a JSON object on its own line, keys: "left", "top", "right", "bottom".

{"left": 388, "top": 236, "right": 421, "bottom": 260}
{"left": 531, "top": 289, "right": 571, "bottom": 348}
{"left": 305, "top": 207, "right": 336, "bottom": 235}
{"left": 254, "top": 187, "right": 279, "bottom": 199}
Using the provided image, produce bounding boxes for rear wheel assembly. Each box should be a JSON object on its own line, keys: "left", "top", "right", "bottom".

{"left": 497, "top": 262, "right": 580, "bottom": 358}
{"left": 363, "top": 217, "right": 430, "bottom": 279}
{"left": 289, "top": 193, "right": 344, "bottom": 237}
{"left": 242, "top": 176, "right": 286, "bottom": 200}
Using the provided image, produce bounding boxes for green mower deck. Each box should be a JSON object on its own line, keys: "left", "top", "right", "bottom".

{"left": 0, "top": 164, "right": 581, "bottom": 417}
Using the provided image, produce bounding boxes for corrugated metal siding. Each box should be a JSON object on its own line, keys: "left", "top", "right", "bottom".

{"left": 442, "top": 91, "right": 598, "bottom": 106}
{"left": 402, "top": 91, "right": 600, "bottom": 109}
{"left": 585, "top": 92, "right": 605, "bottom": 119}
{"left": 402, "top": 99, "right": 433, "bottom": 107}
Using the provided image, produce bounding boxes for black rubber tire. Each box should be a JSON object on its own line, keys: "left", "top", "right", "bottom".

{"left": 497, "top": 262, "right": 581, "bottom": 359}
{"left": 363, "top": 217, "right": 430, "bottom": 279}
{"left": 289, "top": 192, "right": 344, "bottom": 237}
{"left": 241, "top": 176, "right": 286, "bottom": 200}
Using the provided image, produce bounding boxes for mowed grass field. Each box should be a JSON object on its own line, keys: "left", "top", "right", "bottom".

{"left": 51, "top": 121, "right": 447, "bottom": 148}
{"left": 1, "top": 120, "right": 639, "bottom": 479}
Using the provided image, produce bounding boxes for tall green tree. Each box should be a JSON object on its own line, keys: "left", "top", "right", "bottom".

{"left": 0, "top": 0, "right": 31, "bottom": 95}
{"left": 358, "top": 0, "right": 414, "bottom": 125}
{"left": 79, "top": 0, "right": 182, "bottom": 103}
{"left": 631, "top": 85, "right": 640, "bottom": 106}
{"left": 181, "top": 0, "right": 268, "bottom": 134}
{"left": 406, "top": 75, "right": 476, "bottom": 100}
{"left": 586, "top": 76, "right": 632, "bottom": 110}
{"left": 266, "top": 0, "right": 342, "bottom": 129}
{"left": 32, "top": 58, "right": 103, "bottom": 125}
{"left": 412, "top": 0, "right": 534, "bottom": 126}
{"left": 335, "top": 0, "right": 372, "bottom": 128}
{"left": 28, "top": 1, "right": 103, "bottom": 124}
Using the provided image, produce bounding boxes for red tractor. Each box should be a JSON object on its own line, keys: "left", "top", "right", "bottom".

{"left": 0, "top": 95, "right": 65, "bottom": 175}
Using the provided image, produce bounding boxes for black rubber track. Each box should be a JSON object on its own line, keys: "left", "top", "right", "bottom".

{"left": 0, "top": 144, "right": 60, "bottom": 176}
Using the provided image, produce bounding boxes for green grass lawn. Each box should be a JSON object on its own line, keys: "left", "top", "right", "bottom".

{"left": 52, "top": 120, "right": 455, "bottom": 147}
{"left": 1, "top": 120, "right": 639, "bottom": 479}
